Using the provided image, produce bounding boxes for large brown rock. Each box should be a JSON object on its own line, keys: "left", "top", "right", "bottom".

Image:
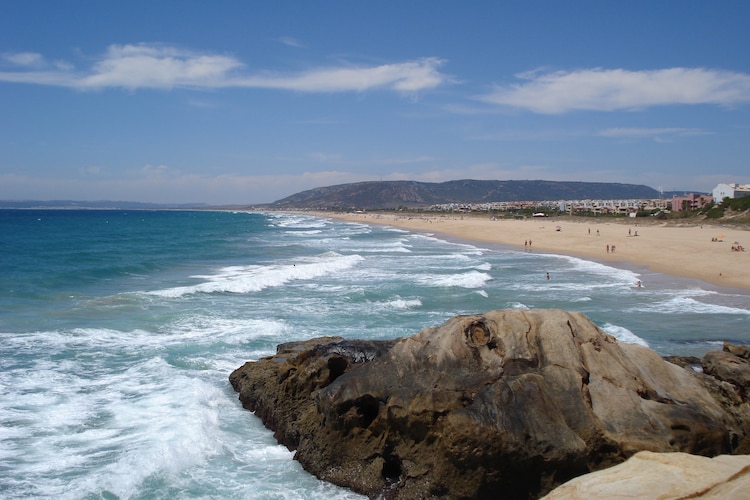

{"left": 229, "top": 309, "right": 749, "bottom": 499}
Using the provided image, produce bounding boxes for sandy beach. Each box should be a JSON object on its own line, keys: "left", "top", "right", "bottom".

{"left": 313, "top": 212, "right": 750, "bottom": 291}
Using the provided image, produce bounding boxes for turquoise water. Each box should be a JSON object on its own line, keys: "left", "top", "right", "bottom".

{"left": 1, "top": 209, "right": 749, "bottom": 499}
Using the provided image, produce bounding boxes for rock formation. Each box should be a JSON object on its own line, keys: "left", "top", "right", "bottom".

{"left": 542, "top": 450, "right": 750, "bottom": 499}
{"left": 230, "top": 309, "right": 750, "bottom": 499}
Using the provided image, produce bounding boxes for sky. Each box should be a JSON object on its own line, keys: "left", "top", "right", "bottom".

{"left": 1, "top": 1, "right": 749, "bottom": 205}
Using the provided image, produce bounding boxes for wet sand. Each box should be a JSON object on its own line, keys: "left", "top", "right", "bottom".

{"left": 314, "top": 212, "right": 750, "bottom": 290}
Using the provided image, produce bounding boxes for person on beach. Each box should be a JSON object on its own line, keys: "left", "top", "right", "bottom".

{"left": 606, "top": 244, "right": 610, "bottom": 253}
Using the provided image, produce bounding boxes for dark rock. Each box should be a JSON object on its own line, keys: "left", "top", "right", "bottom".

{"left": 703, "top": 351, "right": 750, "bottom": 401}
{"left": 690, "top": 343, "right": 750, "bottom": 454}
{"left": 230, "top": 309, "right": 750, "bottom": 499}
{"left": 724, "top": 341, "right": 750, "bottom": 361}
{"left": 229, "top": 336, "right": 398, "bottom": 448}
{"left": 662, "top": 355, "right": 702, "bottom": 370}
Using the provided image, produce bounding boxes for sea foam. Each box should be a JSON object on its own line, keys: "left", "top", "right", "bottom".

{"left": 148, "top": 252, "right": 365, "bottom": 297}
{"left": 416, "top": 270, "right": 493, "bottom": 289}
{"left": 601, "top": 322, "right": 649, "bottom": 347}
{"left": 640, "top": 295, "right": 750, "bottom": 315}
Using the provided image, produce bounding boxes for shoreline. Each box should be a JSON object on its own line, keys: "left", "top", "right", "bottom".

{"left": 305, "top": 211, "right": 750, "bottom": 291}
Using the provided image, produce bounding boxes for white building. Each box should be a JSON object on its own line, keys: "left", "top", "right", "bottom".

{"left": 712, "top": 183, "right": 750, "bottom": 201}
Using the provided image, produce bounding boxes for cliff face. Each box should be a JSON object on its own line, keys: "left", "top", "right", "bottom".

{"left": 230, "top": 309, "right": 750, "bottom": 499}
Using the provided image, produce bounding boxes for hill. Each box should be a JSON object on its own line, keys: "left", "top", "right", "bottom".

{"left": 268, "top": 180, "right": 661, "bottom": 210}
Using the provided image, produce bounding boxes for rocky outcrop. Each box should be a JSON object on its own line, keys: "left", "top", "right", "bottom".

{"left": 665, "top": 342, "right": 750, "bottom": 454}
{"left": 543, "top": 450, "right": 750, "bottom": 499}
{"left": 230, "top": 309, "right": 750, "bottom": 499}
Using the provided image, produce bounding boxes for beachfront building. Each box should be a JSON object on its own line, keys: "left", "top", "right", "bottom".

{"left": 671, "top": 193, "right": 713, "bottom": 211}
{"left": 712, "top": 183, "right": 750, "bottom": 201}
{"left": 560, "top": 199, "right": 667, "bottom": 215}
{"left": 429, "top": 198, "right": 669, "bottom": 215}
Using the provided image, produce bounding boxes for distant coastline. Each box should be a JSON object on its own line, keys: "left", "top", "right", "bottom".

{"left": 0, "top": 200, "right": 207, "bottom": 210}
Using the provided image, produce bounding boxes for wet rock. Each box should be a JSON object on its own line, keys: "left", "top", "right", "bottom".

{"left": 229, "top": 336, "right": 397, "bottom": 448}
{"left": 230, "top": 309, "right": 750, "bottom": 499}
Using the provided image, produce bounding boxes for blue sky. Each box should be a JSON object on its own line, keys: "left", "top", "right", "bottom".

{"left": 1, "top": 1, "right": 749, "bottom": 204}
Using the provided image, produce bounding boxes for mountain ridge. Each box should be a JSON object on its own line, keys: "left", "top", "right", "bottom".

{"left": 269, "top": 179, "right": 664, "bottom": 210}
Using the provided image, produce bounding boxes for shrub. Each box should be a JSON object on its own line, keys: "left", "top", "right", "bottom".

{"left": 727, "top": 196, "right": 750, "bottom": 212}
{"left": 706, "top": 206, "right": 725, "bottom": 219}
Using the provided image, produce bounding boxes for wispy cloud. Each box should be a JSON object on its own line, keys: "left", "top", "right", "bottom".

{"left": 308, "top": 152, "right": 344, "bottom": 162}
{"left": 276, "top": 37, "right": 305, "bottom": 48}
{"left": 2, "top": 51, "right": 44, "bottom": 66}
{"left": 235, "top": 57, "right": 447, "bottom": 92}
{"left": 598, "top": 127, "right": 711, "bottom": 142}
{"left": 478, "top": 68, "right": 750, "bottom": 113}
{"left": 0, "top": 44, "right": 448, "bottom": 94}
{"left": 469, "top": 129, "right": 587, "bottom": 142}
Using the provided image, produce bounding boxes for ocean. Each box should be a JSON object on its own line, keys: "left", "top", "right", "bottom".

{"left": 1, "top": 209, "right": 749, "bottom": 499}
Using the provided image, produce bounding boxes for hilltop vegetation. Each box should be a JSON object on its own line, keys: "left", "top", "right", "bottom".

{"left": 269, "top": 180, "right": 660, "bottom": 210}
{"left": 692, "top": 196, "right": 750, "bottom": 223}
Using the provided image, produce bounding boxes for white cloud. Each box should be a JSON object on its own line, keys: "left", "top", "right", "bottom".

{"left": 2, "top": 51, "right": 44, "bottom": 66}
{"left": 277, "top": 37, "right": 305, "bottom": 48}
{"left": 0, "top": 44, "right": 448, "bottom": 94}
{"left": 236, "top": 57, "right": 446, "bottom": 92}
{"left": 469, "top": 128, "right": 587, "bottom": 142}
{"left": 479, "top": 68, "right": 750, "bottom": 113}
{"left": 598, "top": 127, "right": 711, "bottom": 141}
{"left": 79, "top": 45, "right": 242, "bottom": 90}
